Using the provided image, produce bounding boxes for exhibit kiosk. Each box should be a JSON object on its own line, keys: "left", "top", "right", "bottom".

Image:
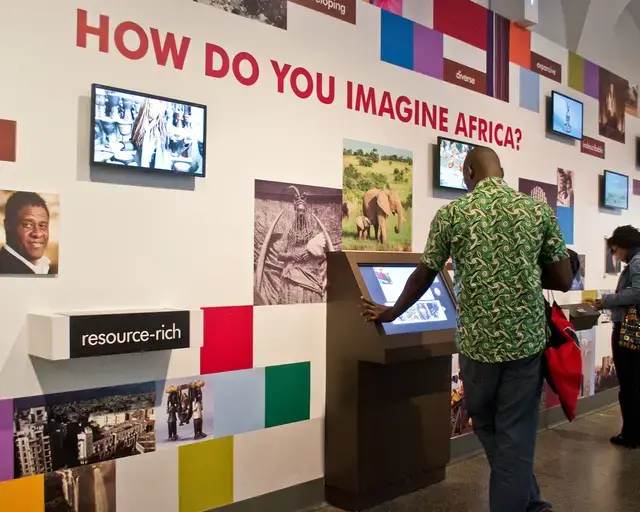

{"left": 325, "top": 251, "right": 458, "bottom": 511}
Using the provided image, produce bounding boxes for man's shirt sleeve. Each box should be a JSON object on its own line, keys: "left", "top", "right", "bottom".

{"left": 421, "top": 207, "right": 451, "bottom": 271}
{"left": 539, "top": 204, "right": 569, "bottom": 265}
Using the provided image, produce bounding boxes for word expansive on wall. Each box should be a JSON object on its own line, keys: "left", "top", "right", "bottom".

{"left": 69, "top": 310, "right": 191, "bottom": 358}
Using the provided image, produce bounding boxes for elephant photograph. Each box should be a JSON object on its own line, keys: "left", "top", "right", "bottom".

{"left": 341, "top": 139, "right": 412, "bottom": 251}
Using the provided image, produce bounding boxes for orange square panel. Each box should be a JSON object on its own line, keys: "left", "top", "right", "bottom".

{"left": 0, "top": 120, "right": 17, "bottom": 162}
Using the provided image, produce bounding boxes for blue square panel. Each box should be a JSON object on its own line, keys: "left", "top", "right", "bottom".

{"left": 556, "top": 206, "right": 574, "bottom": 245}
{"left": 519, "top": 67, "right": 540, "bottom": 113}
{"left": 381, "top": 10, "right": 415, "bottom": 71}
{"left": 213, "top": 368, "right": 265, "bottom": 437}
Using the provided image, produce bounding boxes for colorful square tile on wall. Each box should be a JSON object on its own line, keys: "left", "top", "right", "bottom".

{"left": 413, "top": 23, "right": 443, "bottom": 79}
{"left": 433, "top": 0, "right": 488, "bottom": 51}
{"left": 213, "top": 368, "right": 266, "bottom": 438}
{"left": 0, "top": 474, "right": 44, "bottom": 511}
{"left": 265, "top": 362, "right": 311, "bottom": 427}
{"left": 509, "top": 22, "right": 531, "bottom": 69}
{"left": 380, "top": 10, "right": 414, "bottom": 71}
{"left": 178, "top": 437, "right": 234, "bottom": 512}
{"left": 0, "top": 120, "right": 17, "bottom": 162}
{"left": 201, "top": 305, "right": 253, "bottom": 375}
{"left": 363, "top": 0, "right": 403, "bottom": 16}
{"left": 519, "top": 67, "right": 540, "bottom": 113}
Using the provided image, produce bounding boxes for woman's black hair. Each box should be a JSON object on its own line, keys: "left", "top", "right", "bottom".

{"left": 607, "top": 225, "right": 640, "bottom": 250}
{"left": 568, "top": 249, "right": 580, "bottom": 278}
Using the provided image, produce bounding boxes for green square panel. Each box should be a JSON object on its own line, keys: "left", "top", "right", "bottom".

{"left": 265, "top": 362, "right": 311, "bottom": 427}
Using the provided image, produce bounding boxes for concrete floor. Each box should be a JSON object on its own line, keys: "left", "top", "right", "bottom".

{"left": 315, "top": 406, "right": 640, "bottom": 511}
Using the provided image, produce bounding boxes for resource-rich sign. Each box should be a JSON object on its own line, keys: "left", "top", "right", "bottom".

{"left": 581, "top": 136, "right": 605, "bottom": 159}
{"left": 69, "top": 310, "right": 191, "bottom": 358}
{"left": 530, "top": 52, "right": 562, "bottom": 83}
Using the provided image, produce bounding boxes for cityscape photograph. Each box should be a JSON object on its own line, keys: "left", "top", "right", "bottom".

{"left": 13, "top": 382, "right": 156, "bottom": 478}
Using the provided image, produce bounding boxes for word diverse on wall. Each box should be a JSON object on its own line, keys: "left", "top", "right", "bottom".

{"left": 76, "top": 9, "right": 524, "bottom": 150}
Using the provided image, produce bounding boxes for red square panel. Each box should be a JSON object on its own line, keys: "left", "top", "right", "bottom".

{"left": 434, "top": 0, "right": 488, "bottom": 51}
{"left": 0, "top": 120, "right": 17, "bottom": 162}
{"left": 200, "top": 305, "right": 253, "bottom": 375}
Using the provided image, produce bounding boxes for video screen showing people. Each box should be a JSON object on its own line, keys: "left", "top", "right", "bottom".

{"left": 438, "top": 138, "right": 474, "bottom": 190}
{"left": 359, "top": 264, "right": 457, "bottom": 335}
{"left": 92, "top": 86, "right": 206, "bottom": 176}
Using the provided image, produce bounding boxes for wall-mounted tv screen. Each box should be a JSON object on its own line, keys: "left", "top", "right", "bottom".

{"left": 91, "top": 84, "right": 207, "bottom": 177}
{"left": 358, "top": 264, "right": 457, "bottom": 335}
{"left": 549, "top": 91, "right": 583, "bottom": 140}
{"left": 603, "top": 170, "right": 629, "bottom": 210}
{"left": 435, "top": 137, "right": 477, "bottom": 191}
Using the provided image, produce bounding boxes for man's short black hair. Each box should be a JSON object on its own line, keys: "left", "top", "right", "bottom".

{"left": 607, "top": 225, "right": 640, "bottom": 251}
{"left": 4, "top": 192, "right": 49, "bottom": 229}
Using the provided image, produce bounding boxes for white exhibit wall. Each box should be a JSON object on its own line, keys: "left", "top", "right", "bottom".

{"left": 0, "top": 0, "right": 637, "bottom": 505}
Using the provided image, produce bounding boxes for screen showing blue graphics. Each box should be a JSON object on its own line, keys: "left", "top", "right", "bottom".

{"left": 603, "top": 170, "right": 629, "bottom": 209}
{"left": 551, "top": 92, "right": 583, "bottom": 140}
{"left": 358, "top": 264, "right": 457, "bottom": 335}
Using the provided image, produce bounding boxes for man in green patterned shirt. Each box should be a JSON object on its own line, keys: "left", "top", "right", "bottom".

{"left": 362, "top": 147, "right": 572, "bottom": 512}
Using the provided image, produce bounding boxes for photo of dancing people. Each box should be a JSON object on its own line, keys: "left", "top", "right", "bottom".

{"left": 92, "top": 85, "right": 206, "bottom": 176}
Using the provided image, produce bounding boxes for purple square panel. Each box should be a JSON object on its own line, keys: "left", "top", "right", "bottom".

{"left": 413, "top": 23, "right": 444, "bottom": 79}
{"left": 584, "top": 60, "right": 599, "bottom": 99}
{"left": 0, "top": 400, "right": 13, "bottom": 482}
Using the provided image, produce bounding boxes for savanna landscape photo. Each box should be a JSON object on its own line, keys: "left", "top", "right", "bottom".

{"left": 342, "top": 139, "right": 413, "bottom": 251}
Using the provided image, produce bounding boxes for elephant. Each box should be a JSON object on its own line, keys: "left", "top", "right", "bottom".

{"left": 355, "top": 216, "right": 371, "bottom": 239}
{"left": 362, "top": 188, "right": 405, "bottom": 244}
{"left": 342, "top": 201, "right": 351, "bottom": 219}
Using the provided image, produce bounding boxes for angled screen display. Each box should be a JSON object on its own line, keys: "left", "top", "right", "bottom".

{"left": 358, "top": 264, "right": 457, "bottom": 335}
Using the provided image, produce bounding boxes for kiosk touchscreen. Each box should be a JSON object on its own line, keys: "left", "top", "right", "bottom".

{"left": 326, "top": 252, "right": 457, "bottom": 511}
{"left": 358, "top": 264, "right": 457, "bottom": 335}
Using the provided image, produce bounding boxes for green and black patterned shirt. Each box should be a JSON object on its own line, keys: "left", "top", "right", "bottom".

{"left": 421, "top": 177, "right": 568, "bottom": 363}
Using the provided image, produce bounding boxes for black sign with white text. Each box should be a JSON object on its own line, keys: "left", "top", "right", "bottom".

{"left": 69, "top": 310, "right": 191, "bottom": 358}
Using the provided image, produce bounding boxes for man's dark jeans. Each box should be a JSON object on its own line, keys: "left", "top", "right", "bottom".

{"left": 460, "top": 352, "right": 551, "bottom": 512}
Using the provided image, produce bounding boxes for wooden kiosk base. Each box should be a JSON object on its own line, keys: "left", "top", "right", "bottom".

{"left": 325, "top": 252, "right": 457, "bottom": 511}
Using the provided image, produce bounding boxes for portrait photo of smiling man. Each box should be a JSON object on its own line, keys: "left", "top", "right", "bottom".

{"left": 0, "top": 190, "right": 59, "bottom": 275}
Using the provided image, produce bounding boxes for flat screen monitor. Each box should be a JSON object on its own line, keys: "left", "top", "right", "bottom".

{"left": 549, "top": 91, "right": 583, "bottom": 140}
{"left": 91, "top": 84, "right": 207, "bottom": 177}
{"left": 603, "top": 170, "right": 629, "bottom": 210}
{"left": 358, "top": 264, "right": 457, "bottom": 335}
{"left": 435, "top": 137, "right": 475, "bottom": 191}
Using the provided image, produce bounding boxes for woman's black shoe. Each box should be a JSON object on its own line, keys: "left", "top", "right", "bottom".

{"left": 610, "top": 434, "right": 638, "bottom": 448}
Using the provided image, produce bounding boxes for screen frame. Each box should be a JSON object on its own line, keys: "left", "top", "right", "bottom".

{"left": 603, "top": 169, "right": 629, "bottom": 210}
{"left": 548, "top": 91, "right": 584, "bottom": 141}
{"left": 433, "top": 136, "right": 476, "bottom": 192}
{"left": 347, "top": 251, "right": 456, "bottom": 338}
{"left": 90, "top": 83, "right": 208, "bottom": 178}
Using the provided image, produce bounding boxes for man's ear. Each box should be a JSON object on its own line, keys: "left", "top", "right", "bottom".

{"left": 500, "top": 167, "right": 504, "bottom": 178}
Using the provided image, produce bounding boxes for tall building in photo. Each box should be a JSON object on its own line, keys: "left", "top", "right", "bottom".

{"left": 14, "top": 407, "right": 53, "bottom": 476}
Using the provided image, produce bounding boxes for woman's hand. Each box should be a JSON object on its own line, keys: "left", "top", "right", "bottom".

{"left": 360, "top": 297, "right": 397, "bottom": 323}
{"left": 586, "top": 298, "right": 604, "bottom": 310}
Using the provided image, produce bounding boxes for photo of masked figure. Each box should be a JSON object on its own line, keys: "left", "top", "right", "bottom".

{"left": 0, "top": 190, "right": 59, "bottom": 275}
{"left": 254, "top": 180, "right": 342, "bottom": 305}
